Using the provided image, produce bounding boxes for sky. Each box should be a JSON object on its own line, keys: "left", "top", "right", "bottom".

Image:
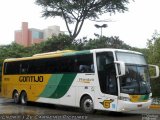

{"left": 0, "top": 0, "right": 160, "bottom": 48}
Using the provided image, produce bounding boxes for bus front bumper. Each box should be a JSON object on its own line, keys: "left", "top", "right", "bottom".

{"left": 117, "top": 99, "right": 152, "bottom": 112}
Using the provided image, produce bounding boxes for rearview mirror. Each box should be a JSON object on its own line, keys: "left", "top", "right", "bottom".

{"left": 149, "top": 65, "right": 159, "bottom": 79}
{"left": 114, "top": 61, "right": 125, "bottom": 77}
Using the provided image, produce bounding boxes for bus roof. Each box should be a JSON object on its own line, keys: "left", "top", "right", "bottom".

{"left": 4, "top": 48, "right": 142, "bottom": 62}
{"left": 4, "top": 49, "right": 90, "bottom": 62}
{"left": 92, "top": 48, "right": 142, "bottom": 55}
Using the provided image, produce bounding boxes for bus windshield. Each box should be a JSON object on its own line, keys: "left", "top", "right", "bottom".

{"left": 116, "top": 52, "right": 151, "bottom": 95}
{"left": 116, "top": 52, "right": 147, "bottom": 65}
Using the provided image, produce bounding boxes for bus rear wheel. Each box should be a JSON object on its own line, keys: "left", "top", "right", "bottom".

{"left": 80, "top": 96, "right": 95, "bottom": 114}
{"left": 20, "top": 91, "right": 27, "bottom": 105}
{"left": 13, "top": 91, "right": 19, "bottom": 104}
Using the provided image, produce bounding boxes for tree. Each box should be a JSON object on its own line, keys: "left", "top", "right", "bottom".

{"left": 147, "top": 31, "right": 160, "bottom": 66}
{"left": 39, "top": 34, "right": 73, "bottom": 52}
{"left": 83, "top": 36, "right": 132, "bottom": 49}
{"left": 35, "top": 0, "right": 130, "bottom": 40}
{"left": 146, "top": 31, "right": 160, "bottom": 97}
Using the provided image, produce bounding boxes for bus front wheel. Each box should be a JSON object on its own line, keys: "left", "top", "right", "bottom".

{"left": 13, "top": 91, "right": 19, "bottom": 104}
{"left": 20, "top": 91, "right": 27, "bottom": 105}
{"left": 80, "top": 96, "right": 95, "bottom": 114}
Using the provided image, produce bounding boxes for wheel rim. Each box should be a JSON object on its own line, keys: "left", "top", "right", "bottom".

{"left": 21, "top": 93, "right": 27, "bottom": 104}
{"left": 83, "top": 99, "right": 93, "bottom": 112}
{"left": 14, "top": 93, "right": 19, "bottom": 103}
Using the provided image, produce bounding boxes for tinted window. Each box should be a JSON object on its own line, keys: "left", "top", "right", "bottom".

{"left": 4, "top": 62, "right": 20, "bottom": 74}
{"left": 4, "top": 54, "right": 94, "bottom": 75}
{"left": 96, "top": 52, "right": 118, "bottom": 95}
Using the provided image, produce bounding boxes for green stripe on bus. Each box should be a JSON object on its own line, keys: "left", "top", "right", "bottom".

{"left": 140, "top": 94, "right": 149, "bottom": 101}
{"left": 40, "top": 74, "right": 63, "bottom": 97}
{"left": 63, "top": 50, "right": 90, "bottom": 56}
{"left": 49, "top": 74, "right": 77, "bottom": 99}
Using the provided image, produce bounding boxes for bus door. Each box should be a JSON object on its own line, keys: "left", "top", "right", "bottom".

{"left": 96, "top": 52, "right": 118, "bottom": 111}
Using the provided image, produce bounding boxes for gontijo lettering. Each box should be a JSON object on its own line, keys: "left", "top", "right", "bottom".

{"left": 19, "top": 76, "right": 43, "bottom": 82}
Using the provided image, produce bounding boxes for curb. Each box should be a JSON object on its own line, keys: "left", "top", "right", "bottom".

{"left": 150, "top": 105, "right": 160, "bottom": 109}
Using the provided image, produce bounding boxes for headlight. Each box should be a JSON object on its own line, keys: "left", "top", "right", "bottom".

{"left": 119, "top": 96, "right": 130, "bottom": 101}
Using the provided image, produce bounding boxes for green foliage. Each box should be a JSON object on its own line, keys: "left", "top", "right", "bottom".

{"left": 83, "top": 36, "right": 132, "bottom": 50}
{"left": 35, "top": 0, "right": 130, "bottom": 40}
{"left": 0, "top": 34, "right": 133, "bottom": 62}
{"left": 40, "top": 34, "right": 73, "bottom": 52}
{"left": 0, "top": 43, "right": 30, "bottom": 61}
{"left": 0, "top": 34, "right": 73, "bottom": 62}
{"left": 146, "top": 32, "right": 160, "bottom": 97}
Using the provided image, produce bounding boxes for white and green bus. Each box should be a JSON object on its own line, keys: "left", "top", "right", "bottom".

{"left": 1, "top": 49, "right": 159, "bottom": 113}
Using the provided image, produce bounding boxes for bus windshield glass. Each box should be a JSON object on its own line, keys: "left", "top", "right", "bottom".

{"left": 116, "top": 52, "right": 151, "bottom": 95}
{"left": 116, "top": 52, "right": 147, "bottom": 65}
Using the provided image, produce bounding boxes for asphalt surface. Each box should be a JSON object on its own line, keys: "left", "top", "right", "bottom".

{"left": 0, "top": 97, "right": 160, "bottom": 120}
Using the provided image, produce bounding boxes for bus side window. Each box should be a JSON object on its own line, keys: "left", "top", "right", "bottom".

{"left": 4, "top": 63, "right": 8, "bottom": 74}
{"left": 79, "top": 65, "right": 90, "bottom": 73}
{"left": 20, "top": 63, "right": 29, "bottom": 74}
{"left": 77, "top": 54, "right": 94, "bottom": 73}
{"left": 4, "top": 62, "right": 20, "bottom": 75}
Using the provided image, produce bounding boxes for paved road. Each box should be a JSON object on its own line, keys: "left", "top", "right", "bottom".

{"left": 0, "top": 97, "right": 160, "bottom": 120}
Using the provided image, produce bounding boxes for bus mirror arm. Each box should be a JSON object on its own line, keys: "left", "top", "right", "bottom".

{"left": 114, "top": 61, "right": 125, "bottom": 77}
{"left": 149, "top": 65, "right": 159, "bottom": 79}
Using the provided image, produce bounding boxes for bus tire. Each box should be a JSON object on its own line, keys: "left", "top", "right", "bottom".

{"left": 13, "top": 91, "right": 19, "bottom": 104}
{"left": 80, "top": 96, "right": 95, "bottom": 114}
{"left": 20, "top": 91, "right": 27, "bottom": 105}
